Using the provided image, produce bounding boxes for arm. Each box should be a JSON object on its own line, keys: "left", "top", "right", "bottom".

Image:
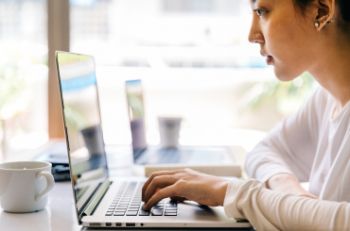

{"left": 224, "top": 179, "right": 350, "bottom": 231}
{"left": 142, "top": 170, "right": 348, "bottom": 230}
{"left": 245, "top": 89, "right": 325, "bottom": 187}
{"left": 266, "top": 173, "right": 317, "bottom": 198}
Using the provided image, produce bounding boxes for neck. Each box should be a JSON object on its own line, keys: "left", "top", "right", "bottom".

{"left": 309, "top": 33, "right": 350, "bottom": 107}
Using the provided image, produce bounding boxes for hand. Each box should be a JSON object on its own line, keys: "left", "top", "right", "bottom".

{"left": 142, "top": 168, "right": 229, "bottom": 210}
{"left": 266, "top": 173, "right": 317, "bottom": 199}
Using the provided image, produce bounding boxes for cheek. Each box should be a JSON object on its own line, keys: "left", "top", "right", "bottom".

{"left": 269, "top": 29, "right": 310, "bottom": 68}
{"left": 266, "top": 18, "right": 310, "bottom": 62}
{"left": 266, "top": 23, "right": 296, "bottom": 58}
{"left": 267, "top": 26, "right": 309, "bottom": 79}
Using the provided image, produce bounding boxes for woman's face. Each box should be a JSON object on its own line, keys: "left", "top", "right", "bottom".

{"left": 248, "top": 0, "right": 317, "bottom": 81}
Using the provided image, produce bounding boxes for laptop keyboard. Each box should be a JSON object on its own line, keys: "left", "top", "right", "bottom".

{"left": 157, "top": 148, "right": 183, "bottom": 163}
{"left": 105, "top": 182, "right": 178, "bottom": 217}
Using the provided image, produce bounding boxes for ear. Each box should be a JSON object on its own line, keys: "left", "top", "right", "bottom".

{"left": 314, "top": 0, "right": 336, "bottom": 31}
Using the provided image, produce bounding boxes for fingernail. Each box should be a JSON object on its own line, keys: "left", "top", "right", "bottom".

{"left": 143, "top": 204, "right": 149, "bottom": 211}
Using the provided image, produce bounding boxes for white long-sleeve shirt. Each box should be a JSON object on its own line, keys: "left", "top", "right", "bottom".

{"left": 224, "top": 179, "right": 350, "bottom": 230}
{"left": 246, "top": 87, "right": 350, "bottom": 201}
{"left": 223, "top": 87, "right": 350, "bottom": 230}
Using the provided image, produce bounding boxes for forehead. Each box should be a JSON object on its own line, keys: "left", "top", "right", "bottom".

{"left": 250, "top": 0, "right": 293, "bottom": 8}
{"left": 250, "top": 0, "right": 279, "bottom": 4}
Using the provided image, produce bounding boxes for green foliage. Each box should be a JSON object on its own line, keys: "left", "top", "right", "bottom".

{"left": 244, "top": 72, "right": 316, "bottom": 115}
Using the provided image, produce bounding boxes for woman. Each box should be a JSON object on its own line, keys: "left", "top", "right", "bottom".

{"left": 142, "top": 0, "right": 350, "bottom": 230}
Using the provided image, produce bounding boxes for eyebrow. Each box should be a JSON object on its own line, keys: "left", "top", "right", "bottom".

{"left": 250, "top": 0, "right": 257, "bottom": 5}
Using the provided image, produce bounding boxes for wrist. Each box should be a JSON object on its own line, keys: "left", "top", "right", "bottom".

{"left": 217, "top": 180, "right": 230, "bottom": 206}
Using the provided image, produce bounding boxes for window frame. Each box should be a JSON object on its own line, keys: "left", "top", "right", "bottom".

{"left": 48, "top": 0, "right": 70, "bottom": 138}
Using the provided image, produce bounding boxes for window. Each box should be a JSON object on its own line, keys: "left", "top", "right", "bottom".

{"left": 70, "top": 0, "right": 315, "bottom": 146}
{"left": 0, "top": 0, "right": 314, "bottom": 160}
{"left": 0, "top": 0, "right": 48, "bottom": 157}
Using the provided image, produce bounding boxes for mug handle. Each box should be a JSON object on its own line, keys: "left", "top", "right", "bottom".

{"left": 35, "top": 171, "right": 55, "bottom": 201}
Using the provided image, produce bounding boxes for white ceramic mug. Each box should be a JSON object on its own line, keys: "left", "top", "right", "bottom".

{"left": 158, "top": 116, "right": 182, "bottom": 148}
{"left": 0, "top": 161, "right": 55, "bottom": 213}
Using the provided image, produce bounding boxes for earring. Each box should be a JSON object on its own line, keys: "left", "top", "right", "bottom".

{"left": 314, "top": 20, "right": 320, "bottom": 29}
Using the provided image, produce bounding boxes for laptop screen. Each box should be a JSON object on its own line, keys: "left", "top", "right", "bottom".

{"left": 125, "top": 79, "right": 147, "bottom": 159}
{"left": 56, "top": 52, "right": 109, "bottom": 216}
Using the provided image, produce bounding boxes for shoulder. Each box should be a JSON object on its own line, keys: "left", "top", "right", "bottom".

{"left": 309, "top": 87, "right": 330, "bottom": 104}
{"left": 305, "top": 87, "right": 334, "bottom": 113}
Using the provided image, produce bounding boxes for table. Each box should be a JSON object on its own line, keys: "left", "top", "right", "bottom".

{"left": 0, "top": 182, "right": 81, "bottom": 231}
{"left": 0, "top": 129, "right": 265, "bottom": 231}
{"left": 0, "top": 172, "right": 252, "bottom": 231}
{"left": 0, "top": 164, "right": 145, "bottom": 231}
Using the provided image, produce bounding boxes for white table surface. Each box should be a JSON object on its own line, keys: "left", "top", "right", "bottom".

{"left": 0, "top": 158, "right": 144, "bottom": 231}
{"left": 0, "top": 182, "right": 81, "bottom": 231}
{"left": 0, "top": 165, "right": 242, "bottom": 231}
{"left": 0, "top": 129, "right": 265, "bottom": 231}
{"left": 0, "top": 162, "right": 240, "bottom": 231}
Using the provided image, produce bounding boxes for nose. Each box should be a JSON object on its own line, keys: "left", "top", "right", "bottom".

{"left": 248, "top": 17, "right": 264, "bottom": 44}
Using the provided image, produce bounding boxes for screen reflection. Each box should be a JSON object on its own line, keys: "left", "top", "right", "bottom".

{"left": 56, "top": 52, "right": 108, "bottom": 216}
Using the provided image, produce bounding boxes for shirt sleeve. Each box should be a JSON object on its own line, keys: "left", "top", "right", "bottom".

{"left": 223, "top": 179, "right": 350, "bottom": 231}
{"left": 244, "top": 89, "right": 325, "bottom": 182}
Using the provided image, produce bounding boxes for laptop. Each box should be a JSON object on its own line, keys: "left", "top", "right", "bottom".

{"left": 56, "top": 50, "right": 234, "bottom": 166}
{"left": 123, "top": 78, "right": 235, "bottom": 165}
{"left": 55, "top": 51, "right": 250, "bottom": 229}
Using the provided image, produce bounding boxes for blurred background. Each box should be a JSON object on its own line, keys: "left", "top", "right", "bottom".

{"left": 0, "top": 0, "right": 316, "bottom": 160}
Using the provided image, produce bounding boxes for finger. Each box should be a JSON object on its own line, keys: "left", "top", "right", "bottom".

{"left": 170, "top": 196, "right": 186, "bottom": 202}
{"left": 143, "top": 175, "right": 177, "bottom": 202}
{"left": 142, "top": 170, "right": 178, "bottom": 199}
{"left": 143, "top": 184, "right": 177, "bottom": 210}
{"left": 142, "top": 170, "right": 176, "bottom": 197}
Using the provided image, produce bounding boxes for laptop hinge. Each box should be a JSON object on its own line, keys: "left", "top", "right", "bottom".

{"left": 81, "top": 180, "right": 111, "bottom": 217}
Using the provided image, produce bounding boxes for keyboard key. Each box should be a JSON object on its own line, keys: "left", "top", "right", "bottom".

{"left": 151, "top": 206, "right": 163, "bottom": 216}
{"left": 164, "top": 211, "right": 177, "bottom": 216}
{"left": 113, "top": 211, "right": 125, "bottom": 216}
{"left": 138, "top": 209, "right": 150, "bottom": 216}
{"left": 167, "top": 202, "right": 177, "bottom": 207}
{"left": 126, "top": 210, "right": 138, "bottom": 216}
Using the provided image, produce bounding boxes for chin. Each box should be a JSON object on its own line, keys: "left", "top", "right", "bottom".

{"left": 273, "top": 67, "right": 300, "bottom": 82}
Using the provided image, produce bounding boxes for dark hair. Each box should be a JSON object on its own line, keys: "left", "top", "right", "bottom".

{"left": 294, "top": 0, "right": 350, "bottom": 22}
{"left": 293, "top": 0, "right": 349, "bottom": 35}
{"left": 339, "top": 0, "right": 350, "bottom": 21}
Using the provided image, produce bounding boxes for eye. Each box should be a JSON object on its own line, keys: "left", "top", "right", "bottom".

{"left": 254, "top": 8, "right": 268, "bottom": 17}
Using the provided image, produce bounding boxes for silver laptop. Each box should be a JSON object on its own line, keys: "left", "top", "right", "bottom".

{"left": 56, "top": 50, "right": 234, "bottom": 166}
{"left": 124, "top": 78, "right": 234, "bottom": 165}
{"left": 55, "top": 51, "right": 250, "bottom": 229}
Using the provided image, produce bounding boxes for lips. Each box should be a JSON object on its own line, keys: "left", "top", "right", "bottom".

{"left": 260, "top": 50, "right": 274, "bottom": 65}
{"left": 266, "top": 55, "right": 273, "bottom": 65}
